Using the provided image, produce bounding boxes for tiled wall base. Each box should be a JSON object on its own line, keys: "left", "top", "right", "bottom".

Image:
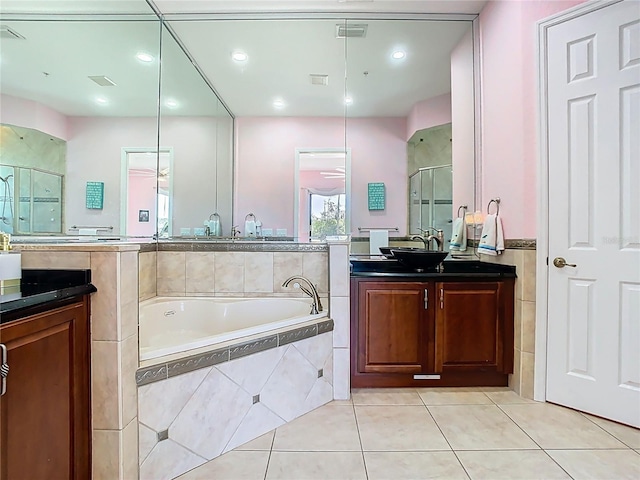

{"left": 479, "top": 245, "right": 537, "bottom": 399}
{"left": 138, "top": 332, "right": 334, "bottom": 480}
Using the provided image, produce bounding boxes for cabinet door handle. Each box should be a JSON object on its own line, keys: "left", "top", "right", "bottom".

{"left": 440, "top": 288, "right": 444, "bottom": 309}
{"left": 0, "top": 344, "right": 8, "bottom": 396}
{"left": 424, "top": 289, "right": 428, "bottom": 309}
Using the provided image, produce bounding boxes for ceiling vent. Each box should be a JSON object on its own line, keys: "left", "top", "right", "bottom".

{"left": 335, "top": 24, "right": 368, "bottom": 39}
{"left": 309, "top": 74, "right": 329, "bottom": 86}
{"left": 0, "top": 25, "right": 26, "bottom": 40}
{"left": 88, "top": 75, "right": 117, "bottom": 87}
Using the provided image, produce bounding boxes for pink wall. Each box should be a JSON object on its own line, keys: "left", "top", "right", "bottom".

{"left": 67, "top": 116, "right": 221, "bottom": 235}
{"left": 479, "top": 0, "right": 587, "bottom": 238}
{"left": 406, "top": 93, "right": 452, "bottom": 141}
{"left": 235, "top": 116, "right": 407, "bottom": 237}
{"left": 0, "top": 94, "right": 69, "bottom": 141}
{"left": 126, "top": 172, "right": 157, "bottom": 236}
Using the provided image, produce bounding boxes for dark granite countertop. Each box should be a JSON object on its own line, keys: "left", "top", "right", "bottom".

{"left": 0, "top": 269, "right": 97, "bottom": 323}
{"left": 350, "top": 258, "right": 516, "bottom": 279}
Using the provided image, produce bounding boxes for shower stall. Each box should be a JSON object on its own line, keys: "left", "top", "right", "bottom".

{"left": 0, "top": 164, "right": 63, "bottom": 235}
{"left": 409, "top": 165, "right": 453, "bottom": 248}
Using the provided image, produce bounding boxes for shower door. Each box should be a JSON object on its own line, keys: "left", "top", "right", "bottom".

{"left": 409, "top": 166, "right": 453, "bottom": 247}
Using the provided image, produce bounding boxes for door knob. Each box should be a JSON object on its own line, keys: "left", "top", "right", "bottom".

{"left": 553, "top": 257, "right": 577, "bottom": 268}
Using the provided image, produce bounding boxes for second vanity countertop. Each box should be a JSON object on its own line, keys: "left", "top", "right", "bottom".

{"left": 350, "top": 257, "right": 517, "bottom": 279}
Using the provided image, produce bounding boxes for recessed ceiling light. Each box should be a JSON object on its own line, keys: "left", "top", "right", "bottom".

{"left": 392, "top": 50, "right": 406, "bottom": 60}
{"left": 136, "top": 52, "right": 154, "bottom": 63}
{"left": 344, "top": 96, "right": 353, "bottom": 105}
{"left": 165, "top": 99, "right": 179, "bottom": 108}
{"left": 273, "top": 98, "right": 285, "bottom": 109}
{"left": 232, "top": 51, "right": 248, "bottom": 62}
{"left": 95, "top": 96, "right": 108, "bottom": 105}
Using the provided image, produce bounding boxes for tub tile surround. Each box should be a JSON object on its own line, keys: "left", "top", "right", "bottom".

{"left": 16, "top": 245, "right": 141, "bottom": 480}
{"left": 327, "top": 240, "right": 351, "bottom": 400}
{"left": 138, "top": 332, "right": 334, "bottom": 480}
{"left": 153, "top": 249, "right": 329, "bottom": 297}
{"left": 136, "top": 319, "right": 333, "bottom": 386}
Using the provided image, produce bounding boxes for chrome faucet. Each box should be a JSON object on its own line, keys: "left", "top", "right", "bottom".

{"left": 410, "top": 234, "right": 429, "bottom": 249}
{"left": 282, "top": 276, "right": 323, "bottom": 314}
{"left": 415, "top": 227, "right": 445, "bottom": 251}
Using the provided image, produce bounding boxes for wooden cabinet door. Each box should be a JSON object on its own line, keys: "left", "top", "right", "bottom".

{"left": 0, "top": 300, "right": 91, "bottom": 480}
{"left": 434, "top": 282, "right": 507, "bottom": 373}
{"left": 357, "top": 282, "right": 432, "bottom": 374}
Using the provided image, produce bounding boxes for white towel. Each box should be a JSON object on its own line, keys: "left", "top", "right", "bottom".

{"left": 78, "top": 228, "right": 98, "bottom": 236}
{"left": 244, "top": 219, "right": 256, "bottom": 237}
{"left": 369, "top": 229, "right": 389, "bottom": 255}
{"left": 449, "top": 218, "right": 467, "bottom": 252}
{"left": 477, "top": 214, "right": 505, "bottom": 256}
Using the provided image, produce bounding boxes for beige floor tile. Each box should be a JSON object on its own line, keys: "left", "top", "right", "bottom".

{"left": 546, "top": 449, "right": 640, "bottom": 480}
{"left": 331, "top": 399, "right": 354, "bottom": 405}
{"left": 177, "top": 450, "right": 269, "bottom": 479}
{"left": 355, "top": 405, "right": 450, "bottom": 451}
{"left": 352, "top": 388, "right": 423, "bottom": 405}
{"left": 266, "top": 451, "right": 366, "bottom": 480}
{"left": 272, "top": 404, "right": 360, "bottom": 451}
{"left": 418, "top": 390, "right": 493, "bottom": 405}
{"left": 234, "top": 430, "right": 275, "bottom": 450}
{"left": 456, "top": 450, "right": 571, "bottom": 480}
{"left": 500, "top": 403, "right": 627, "bottom": 449}
{"left": 364, "top": 451, "right": 468, "bottom": 480}
{"left": 483, "top": 390, "right": 537, "bottom": 405}
{"left": 428, "top": 405, "right": 538, "bottom": 450}
{"left": 581, "top": 414, "right": 640, "bottom": 449}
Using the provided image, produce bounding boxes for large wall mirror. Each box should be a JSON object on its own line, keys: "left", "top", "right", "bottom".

{"left": 0, "top": 8, "right": 234, "bottom": 240}
{"left": 164, "top": 14, "right": 478, "bottom": 246}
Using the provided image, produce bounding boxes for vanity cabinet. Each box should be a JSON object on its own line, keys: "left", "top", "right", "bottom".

{"left": 351, "top": 277, "right": 514, "bottom": 388}
{"left": 356, "top": 282, "right": 434, "bottom": 375}
{"left": 0, "top": 297, "right": 91, "bottom": 480}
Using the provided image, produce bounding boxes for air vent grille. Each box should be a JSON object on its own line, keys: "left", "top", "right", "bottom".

{"left": 88, "top": 75, "right": 117, "bottom": 87}
{"left": 309, "top": 74, "right": 329, "bottom": 86}
{"left": 0, "top": 25, "right": 25, "bottom": 40}
{"left": 335, "top": 24, "right": 368, "bottom": 38}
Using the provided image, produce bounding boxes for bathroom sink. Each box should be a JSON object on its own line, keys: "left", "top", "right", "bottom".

{"left": 389, "top": 248, "right": 448, "bottom": 271}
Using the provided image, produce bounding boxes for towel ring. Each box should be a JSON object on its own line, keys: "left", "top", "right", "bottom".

{"left": 457, "top": 205, "right": 468, "bottom": 218}
{"left": 487, "top": 198, "right": 500, "bottom": 215}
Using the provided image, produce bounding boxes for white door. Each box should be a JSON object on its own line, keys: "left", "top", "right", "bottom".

{"left": 546, "top": 0, "right": 640, "bottom": 427}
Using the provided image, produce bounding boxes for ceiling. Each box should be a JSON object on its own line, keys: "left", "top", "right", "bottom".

{"left": 0, "top": 1, "right": 480, "bottom": 118}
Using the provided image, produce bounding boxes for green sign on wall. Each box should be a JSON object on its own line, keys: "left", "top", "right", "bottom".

{"left": 86, "top": 181, "right": 104, "bottom": 209}
{"left": 368, "top": 182, "right": 385, "bottom": 211}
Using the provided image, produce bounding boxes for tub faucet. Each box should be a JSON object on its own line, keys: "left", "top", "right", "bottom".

{"left": 282, "top": 276, "right": 323, "bottom": 314}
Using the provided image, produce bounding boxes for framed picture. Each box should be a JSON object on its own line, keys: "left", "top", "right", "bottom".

{"left": 139, "top": 210, "right": 150, "bottom": 222}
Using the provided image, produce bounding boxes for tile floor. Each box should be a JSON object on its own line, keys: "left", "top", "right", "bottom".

{"left": 177, "top": 387, "right": 640, "bottom": 480}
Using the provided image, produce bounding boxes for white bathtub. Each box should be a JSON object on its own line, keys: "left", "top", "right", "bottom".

{"left": 139, "top": 296, "right": 327, "bottom": 361}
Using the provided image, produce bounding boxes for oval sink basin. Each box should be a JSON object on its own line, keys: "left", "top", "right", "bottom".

{"left": 389, "top": 248, "right": 448, "bottom": 271}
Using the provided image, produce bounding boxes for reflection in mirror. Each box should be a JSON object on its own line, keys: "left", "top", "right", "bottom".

{"left": 121, "top": 148, "right": 173, "bottom": 237}
{"left": 295, "top": 148, "right": 351, "bottom": 242}
{"left": 164, "top": 18, "right": 347, "bottom": 240}
{"left": 162, "top": 16, "right": 477, "bottom": 244}
{"left": 408, "top": 124, "right": 453, "bottom": 241}
{"left": 158, "top": 23, "right": 234, "bottom": 238}
{"left": 345, "top": 18, "right": 476, "bottom": 251}
{"left": 0, "top": 125, "right": 66, "bottom": 234}
{"left": 0, "top": 14, "right": 161, "bottom": 237}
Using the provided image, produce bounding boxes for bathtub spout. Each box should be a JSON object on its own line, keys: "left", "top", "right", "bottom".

{"left": 282, "top": 276, "right": 323, "bottom": 315}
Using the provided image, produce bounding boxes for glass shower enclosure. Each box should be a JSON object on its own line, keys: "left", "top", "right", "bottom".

{"left": 409, "top": 165, "right": 453, "bottom": 249}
